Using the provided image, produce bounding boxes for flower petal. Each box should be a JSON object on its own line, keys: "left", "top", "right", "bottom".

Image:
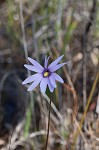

{"left": 22, "top": 73, "right": 42, "bottom": 85}
{"left": 49, "top": 63, "right": 66, "bottom": 72}
{"left": 47, "top": 79, "right": 54, "bottom": 92}
{"left": 40, "top": 78, "right": 48, "bottom": 93}
{"left": 48, "top": 55, "right": 64, "bottom": 69}
{"left": 44, "top": 56, "right": 47, "bottom": 68}
{"left": 49, "top": 74, "right": 56, "bottom": 88}
{"left": 44, "top": 56, "right": 50, "bottom": 68}
{"left": 28, "top": 57, "right": 44, "bottom": 70}
{"left": 27, "top": 76, "right": 43, "bottom": 91}
{"left": 53, "top": 73, "right": 64, "bottom": 83}
{"left": 24, "top": 64, "right": 43, "bottom": 73}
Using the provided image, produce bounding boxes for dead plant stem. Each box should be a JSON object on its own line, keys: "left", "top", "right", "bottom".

{"left": 73, "top": 70, "right": 99, "bottom": 149}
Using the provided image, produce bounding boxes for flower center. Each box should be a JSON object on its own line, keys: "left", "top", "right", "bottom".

{"left": 43, "top": 71, "right": 49, "bottom": 77}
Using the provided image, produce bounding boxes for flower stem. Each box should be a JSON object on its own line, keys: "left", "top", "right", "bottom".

{"left": 45, "top": 97, "right": 51, "bottom": 150}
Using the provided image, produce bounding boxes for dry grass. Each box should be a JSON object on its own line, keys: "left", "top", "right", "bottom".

{"left": 0, "top": 0, "right": 99, "bottom": 149}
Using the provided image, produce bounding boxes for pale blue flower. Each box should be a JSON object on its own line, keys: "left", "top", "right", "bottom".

{"left": 22, "top": 55, "right": 67, "bottom": 93}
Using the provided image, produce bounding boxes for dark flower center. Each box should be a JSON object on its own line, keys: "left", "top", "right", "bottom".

{"left": 43, "top": 69, "right": 50, "bottom": 77}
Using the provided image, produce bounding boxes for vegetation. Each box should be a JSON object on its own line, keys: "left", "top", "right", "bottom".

{"left": 0, "top": 0, "right": 99, "bottom": 149}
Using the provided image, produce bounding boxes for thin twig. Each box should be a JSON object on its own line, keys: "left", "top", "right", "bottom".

{"left": 52, "top": 46, "right": 78, "bottom": 120}
{"left": 82, "top": 0, "right": 97, "bottom": 110}
{"left": 45, "top": 97, "right": 51, "bottom": 150}
{"left": 19, "top": 1, "right": 29, "bottom": 64}
{"left": 19, "top": 0, "right": 36, "bottom": 132}
{"left": 42, "top": 93, "right": 64, "bottom": 124}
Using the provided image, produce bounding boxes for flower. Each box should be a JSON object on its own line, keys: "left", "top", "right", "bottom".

{"left": 22, "top": 55, "right": 67, "bottom": 93}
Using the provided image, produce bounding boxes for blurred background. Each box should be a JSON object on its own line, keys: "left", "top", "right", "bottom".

{"left": 0, "top": 0, "right": 99, "bottom": 149}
